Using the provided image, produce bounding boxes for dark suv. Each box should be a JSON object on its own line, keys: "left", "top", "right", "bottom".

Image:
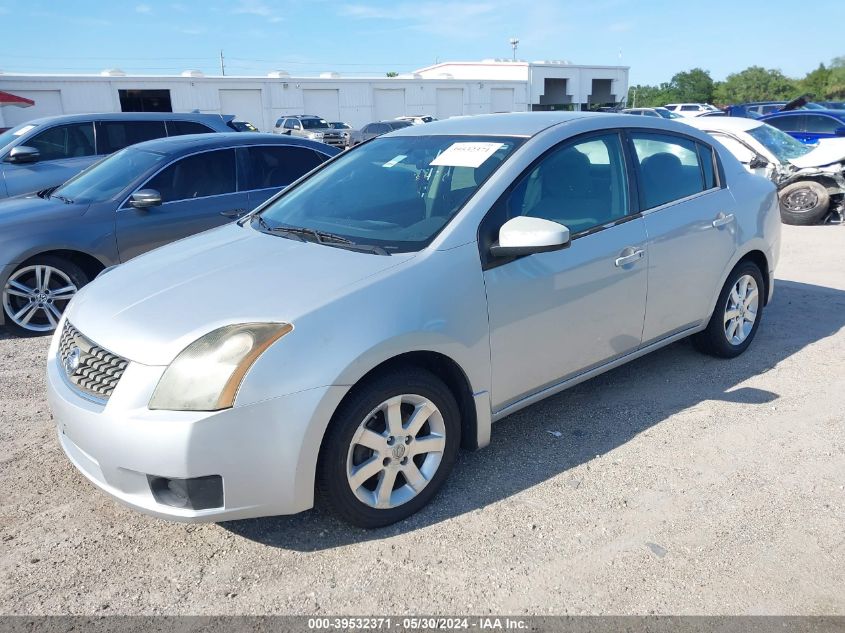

{"left": 272, "top": 115, "right": 347, "bottom": 149}
{"left": 0, "top": 112, "right": 240, "bottom": 198}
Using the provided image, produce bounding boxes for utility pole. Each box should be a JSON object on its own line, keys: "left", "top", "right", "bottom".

{"left": 509, "top": 37, "right": 519, "bottom": 61}
{"left": 220, "top": 50, "right": 225, "bottom": 76}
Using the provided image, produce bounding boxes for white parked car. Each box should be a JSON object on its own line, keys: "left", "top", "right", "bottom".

{"left": 686, "top": 116, "right": 845, "bottom": 224}
{"left": 395, "top": 115, "right": 438, "bottom": 125}
{"left": 664, "top": 103, "right": 720, "bottom": 118}
{"left": 47, "top": 113, "right": 780, "bottom": 527}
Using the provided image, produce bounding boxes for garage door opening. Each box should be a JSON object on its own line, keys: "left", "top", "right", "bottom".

{"left": 435, "top": 88, "right": 463, "bottom": 119}
{"left": 119, "top": 89, "right": 173, "bottom": 113}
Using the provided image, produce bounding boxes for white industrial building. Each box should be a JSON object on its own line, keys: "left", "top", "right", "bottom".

{"left": 0, "top": 60, "right": 629, "bottom": 132}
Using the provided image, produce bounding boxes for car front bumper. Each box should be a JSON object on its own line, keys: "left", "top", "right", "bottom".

{"left": 46, "top": 330, "right": 348, "bottom": 522}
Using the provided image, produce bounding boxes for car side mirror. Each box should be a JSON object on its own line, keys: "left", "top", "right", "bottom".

{"left": 490, "top": 216, "right": 571, "bottom": 258}
{"left": 7, "top": 145, "right": 40, "bottom": 164}
{"left": 835, "top": 126, "right": 845, "bottom": 137}
{"left": 129, "top": 189, "right": 162, "bottom": 209}
{"left": 748, "top": 154, "right": 769, "bottom": 169}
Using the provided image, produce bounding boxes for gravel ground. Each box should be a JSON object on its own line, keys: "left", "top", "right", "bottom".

{"left": 1, "top": 224, "right": 843, "bottom": 615}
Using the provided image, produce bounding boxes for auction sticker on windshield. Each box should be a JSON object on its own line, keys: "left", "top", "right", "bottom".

{"left": 431, "top": 142, "right": 505, "bottom": 168}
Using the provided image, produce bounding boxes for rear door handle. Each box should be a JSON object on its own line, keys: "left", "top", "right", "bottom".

{"left": 220, "top": 208, "right": 247, "bottom": 219}
{"left": 614, "top": 249, "right": 645, "bottom": 267}
{"left": 712, "top": 212, "right": 735, "bottom": 228}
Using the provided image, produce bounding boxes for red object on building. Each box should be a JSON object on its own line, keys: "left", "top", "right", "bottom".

{"left": 0, "top": 91, "right": 35, "bottom": 107}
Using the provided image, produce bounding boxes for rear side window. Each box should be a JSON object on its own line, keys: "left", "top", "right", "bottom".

{"left": 244, "top": 145, "right": 326, "bottom": 190}
{"left": 145, "top": 149, "right": 236, "bottom": 203}
{"left": 681, "top": 105, "right": 699, "bottom": 111}
{"left": 766, "top": 115, "right": 804, "bottom": 132}
{"left": 27, "top": 123, "right": 95, "bottom": 161}
{"left": 167, "top": 120, "right": 214, "bottom": 136}
{"left": 96, "top": 121, "right": 167, "bottom": 154}
{"left": 630, "top": 132, "right": 706, "bottom": 209}
{"left": 697, "top": 142, "right": 718, "bottom": 189}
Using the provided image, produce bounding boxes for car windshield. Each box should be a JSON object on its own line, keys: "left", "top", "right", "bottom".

{"left": 51, "top": 147, "right": 168, "bottom": 203}
{"left": 329, "top": 122, "right": 349, "bottom": 129}
{"left": 301, "top": 118, "right": 330, "bottom": 130}
{"left": 747, "top": 124, "right": 813, "bottom": 162}
{"left": 254, "top": 135, "right": 523, "bottom": 252}
{"left": 655, "top": 108, "right": 682, "bottom": 119}
{"left": 0, "top": 122, "right": 39, "bottom": 153}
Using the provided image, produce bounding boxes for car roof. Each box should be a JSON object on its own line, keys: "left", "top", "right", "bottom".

{"left": 684, "top": 116, "right": 762, "bottom": 133}
{"left": 123, "top": 132, "right": 339, "bottom": 155}
{"left": 16, "top": 112, "right": 234, "bottom": 126}
{"left": 386, "top": 111, "right": 598, "bottom": 138}
{"left": 762, "top": 109, "right": 845, "bottom": 119}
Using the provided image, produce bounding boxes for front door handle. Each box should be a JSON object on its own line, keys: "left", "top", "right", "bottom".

{"left": 614, "top": 248, "right": 645, "bottom": 267}
{"left": 712, "top": 212, "right": 735, "bottom": 228}
{"left": 220, "top": 208, "right": 247, "bottom": 219}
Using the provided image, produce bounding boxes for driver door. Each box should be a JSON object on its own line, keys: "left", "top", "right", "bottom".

{"left": 482, "top": 132, "right": 648, "bottom": 410}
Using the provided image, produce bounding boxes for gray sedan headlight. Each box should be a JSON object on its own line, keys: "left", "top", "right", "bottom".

{"left": 149, "top": 323, "right": 292, "bottom": 411}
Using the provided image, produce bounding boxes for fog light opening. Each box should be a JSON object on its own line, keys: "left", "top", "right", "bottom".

{"left": 147, "top": 474, "right": 223, "bottom": 511}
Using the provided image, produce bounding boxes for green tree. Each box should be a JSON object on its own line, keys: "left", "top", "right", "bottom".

{"left": 801, "top": 63, "right": 830, "bottom": 100}
{"left": 714, "top": 66, "right": 797, "bottom": 103}
{"left": 670, "top": 68, "right": 715, "bottom": 103}
{"left": 825, "top": 57, "right": 845, "bottom": 98}
{"left": 627, "top": 83, "right": 676, "bottom": 107}
{"left": 385, "top": 71, "right": 399, "bottom": 78}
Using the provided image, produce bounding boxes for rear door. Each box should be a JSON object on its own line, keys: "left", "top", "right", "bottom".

{"left": 4, "top": 122, "right": 96, "bottom": 196}
{"left": 629, "top": 131, "right": 737, "bottom": 343}
{"left": 116, "top": 148, "right": 249, "bottom": 260}
{"left": 241, "top": 144, "right": 329, "bottom": 207}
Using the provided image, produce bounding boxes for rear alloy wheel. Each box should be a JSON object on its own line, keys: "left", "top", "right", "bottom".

{"left": 2, "top": 257, "right": 87, "bottom": 336}
{"left": 317, "top": 368, "right": 460, "bottom": 528}
{"left": 693, "top": 261, "right": 764, "bottom": 358}
{"left": 779, "top": 180, "right": 830, "bottom": 225}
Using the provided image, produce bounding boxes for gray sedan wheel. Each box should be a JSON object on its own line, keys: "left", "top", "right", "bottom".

{"left": 2, "top": 257, "right": 87, "bottom": 336}
{"left": 318, "top": 367, "right": 460, "bottom": 528}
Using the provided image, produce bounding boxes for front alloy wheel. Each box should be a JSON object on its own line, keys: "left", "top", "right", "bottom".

{"left": 2, "top": 258, "right": 86, "bottom": 335}
{"left": 723, "top": 274, "right": 759, "bottom": 346}
{"left": 318, "top": 368, "right": 460, "bottom": 528}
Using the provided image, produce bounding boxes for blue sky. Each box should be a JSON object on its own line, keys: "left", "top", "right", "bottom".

{"left": 0, "top": 0, "right": 840, "bottom": 85}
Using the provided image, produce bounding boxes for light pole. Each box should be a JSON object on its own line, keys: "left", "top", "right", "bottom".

{"left": 509, "top": 37, "right": 519, "bottom": 62}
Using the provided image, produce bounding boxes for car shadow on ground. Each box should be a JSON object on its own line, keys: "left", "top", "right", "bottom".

{"left": 223, "top": 278, "right": 845, "bottom": 550}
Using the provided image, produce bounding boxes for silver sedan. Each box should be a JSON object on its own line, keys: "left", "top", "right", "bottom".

{"left": 47, "top": 112, "right": 781, "bottom": 527}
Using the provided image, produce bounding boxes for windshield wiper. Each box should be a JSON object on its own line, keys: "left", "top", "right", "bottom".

{"left": 259, "top": 223, "right": 390, "bottom": 255}
{"left": 50, "top": 194, "right": 74, "bottom": 204}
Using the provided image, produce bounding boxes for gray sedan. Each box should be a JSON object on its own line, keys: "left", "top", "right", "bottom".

{"left": 1, "top": 133, "right": 338, "bottom": 334}
{"left": 47, "top": 113, "right": 780, "bottom": 528}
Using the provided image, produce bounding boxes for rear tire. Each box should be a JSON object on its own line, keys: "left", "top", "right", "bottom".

{"left": 779, "top": 181, "right": 830, "bottom": 225}
{"left": 692, "top": 261, "right": 764, "bottom": 358}
{"left": 2, "top": 256, "right": 88, "bottom": 337}
{"left": 316, "top": 367, "right": 460, "bottom": 528}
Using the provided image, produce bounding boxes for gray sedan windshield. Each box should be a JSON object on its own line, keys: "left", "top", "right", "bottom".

{"left": 51, "top": 147, "right": 168, "bottom": 203}
{"left": 255, "top": 135, "right": 522, "bottom": 252}
{"left": 748, "top": 124, "right": 812, "bottom": 162}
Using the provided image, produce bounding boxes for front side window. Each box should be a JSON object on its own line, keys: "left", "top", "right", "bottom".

{"left": 145, "top": 149, "right": 236, "bottom": 203}
{"left": 255, "top": 135, "right": 522, "bottom": 252}
{"left": 283, "top": 119, "right": 298, "bottom": 130}
{"left": 504, "top": 133, "right": 629, "bottom": 235}
{"left": 52, "top": 147, "right": 167, "bottom": 203}
{"left": 245, "top": 146, "right": 326, "bottom": 190}
{"left": 96, "top": 121, "right": 167, "bottom": 154}
{"left": 804, "top": 115, "right": 841, "bottom": 134}
{"left": 27, "top": 123, "right": 95, "bottom": 161}
{"left": 630, "top": 132, "right": 710, "bottom": 209}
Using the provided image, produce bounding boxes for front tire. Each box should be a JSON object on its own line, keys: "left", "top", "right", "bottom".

{"left": 316, "top": 368, "right": 460, "bottom": 528}
{"left": 779, "top": 181, "right": 830, "bottom": 225}
{"left": 692, "top": 261, "right": 764, "bottom": 358}
{"left": 2, "top": 256, "right": 88, "bottom": 337}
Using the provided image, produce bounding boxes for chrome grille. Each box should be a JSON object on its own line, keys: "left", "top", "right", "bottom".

{"left": 58, "top": 322, "right": 128, "bottom": 401}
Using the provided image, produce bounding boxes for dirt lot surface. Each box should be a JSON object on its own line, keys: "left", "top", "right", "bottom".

{"left": 1, "top": 224, "right": 843, "bottom": 615}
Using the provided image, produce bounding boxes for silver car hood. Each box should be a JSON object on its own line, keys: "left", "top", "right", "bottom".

{"left": 66, "top": 223, "right": 414, "bottom": 365}
{"left": 788, "top": 138, "right": 845, "bottom": 168}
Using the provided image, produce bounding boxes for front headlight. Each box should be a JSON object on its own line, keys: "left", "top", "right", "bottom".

{"left": 149, "top": 322, "right": 292, "bottom": 411}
